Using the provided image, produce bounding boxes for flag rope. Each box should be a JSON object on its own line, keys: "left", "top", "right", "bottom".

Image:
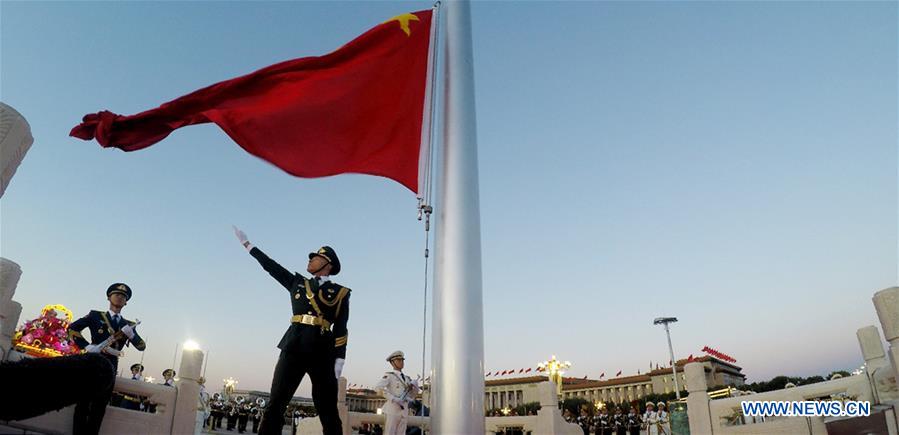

{"left": 418, "top": 0, "right": 442, "bottom": 398}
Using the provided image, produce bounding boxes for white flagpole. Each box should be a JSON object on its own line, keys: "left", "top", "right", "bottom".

{"left": 431, "top": 0, "right": 485, "bottom": 432}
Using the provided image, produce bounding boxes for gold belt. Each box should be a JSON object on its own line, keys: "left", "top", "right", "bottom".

{"left": 290, "top": 314, "right": 331, "bottom": 329}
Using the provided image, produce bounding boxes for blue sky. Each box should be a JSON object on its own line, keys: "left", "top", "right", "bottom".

{"left": 2, "top": 1, "right": 896, "bottom": 396}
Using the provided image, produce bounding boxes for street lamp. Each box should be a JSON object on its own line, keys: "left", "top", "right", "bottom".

{"left": 653, "top": 317, "right": 681, "bottom": 400}
{"left": 537, "top": 355, "right": 571, "bottom": 397}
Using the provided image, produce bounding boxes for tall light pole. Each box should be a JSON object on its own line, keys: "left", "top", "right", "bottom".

{"left": 537, "top": 355, "right": 571, "bottom": 397}
{"left": 653, "top": 317, "right": 681, "bottom": 400}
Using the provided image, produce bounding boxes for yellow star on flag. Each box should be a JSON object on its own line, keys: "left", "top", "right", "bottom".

{"left": 384, "top": 12, "right": 420, "bottom": 37}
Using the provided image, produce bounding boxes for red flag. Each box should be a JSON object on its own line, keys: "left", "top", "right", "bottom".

{"left": 500, "top": 370, "right": 507, "bottom": 376}
{"left": 582, "top": 375, "right": 587, "bottom": 379}
{"left": 599, "top": 372, "right": 605, "bottom": 379}
{"left": 615, "top": 370, "right": 622, "bottom": 377}
{"left": 71, "top": 10, "right": 434, "bottom": 193}
{"left": 525, "top": 368, "right": 532, "bottom": 373}
{"left": 519, "top": 368, "right": 525, "bottom": 374}
{"left": 687, "top": 354, "right": 694, "bottom": 362}
{"left": 486, "top": 372, "right": 492, "bottom": 377}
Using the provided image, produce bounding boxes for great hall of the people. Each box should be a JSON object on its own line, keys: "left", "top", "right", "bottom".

{"left": 343, "top": 356, "right": 745, "bottom": 412}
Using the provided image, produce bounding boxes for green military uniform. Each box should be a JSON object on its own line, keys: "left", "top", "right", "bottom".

{"left": 250, "top": 246, "right": 350, "bottom": 435}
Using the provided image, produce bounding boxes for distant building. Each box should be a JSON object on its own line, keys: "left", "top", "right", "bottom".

{"left": 345, "top": 388, "right": 386, "bottom": 413}
{"left": 232, "top": 389, "right": 315, "bottom": 408}
{"left": 483, "top": 356, "right": 745, "bottom": 410}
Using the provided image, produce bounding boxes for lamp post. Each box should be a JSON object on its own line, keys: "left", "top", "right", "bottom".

{"left": 537, "top": 355, "right": 571, "bottom": 397}
{"left": 653, "top": 317, "right": 681, "bottom": 400}
{"left": 224, "top": 377, "right": 238, "bottom": 401}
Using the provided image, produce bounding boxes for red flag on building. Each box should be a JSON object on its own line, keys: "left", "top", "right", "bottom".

{"left": 70, "top": 10, "right": 435, "bottom": 193}
{"left": 525, "top": 368, "right": 532, "bottom": 373}
{"left": 519, "top": 368, "right": 524, "bottom": 374}
{"left": 485, "top": 372, "right": 491, "bottom": 377}
{"left": 599, "top": 372, "right": 605, "bottom": 379}
{"left": 615, "top": 370, "right": 622, "bottom": 377}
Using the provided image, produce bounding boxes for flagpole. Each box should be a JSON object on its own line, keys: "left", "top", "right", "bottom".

{"left": 431, "top": 0, "right": 485, "bottom": 433}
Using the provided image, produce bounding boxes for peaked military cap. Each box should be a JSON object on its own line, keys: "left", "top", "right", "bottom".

{"left": 309, "top": 246, "right": 341, "bottom": 275}
{"left": 107, "top": 283, "right": 132, "bottom": 301}
{"left": 130, "top": 363, "right": 144, "bottom": 372}
{"left": 386, "top": 350, "right": 405, "bottom": 362}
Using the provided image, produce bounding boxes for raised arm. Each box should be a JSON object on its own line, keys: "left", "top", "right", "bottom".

{"left": 234, "top": 225, "right": 295, "bottom": 290}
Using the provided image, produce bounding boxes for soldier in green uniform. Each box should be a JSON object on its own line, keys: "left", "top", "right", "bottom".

{"left": 67, "top": 283, "right": 146, "bottom": 435}
{"left": 233, "top": 226, "right": 350, "bottom": 435}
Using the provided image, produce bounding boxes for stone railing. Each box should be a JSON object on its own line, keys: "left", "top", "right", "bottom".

{"left": 685, "top": 286, "right": 899, "bottom": 435}
{"left": 6, "top": 348, "right": 204, "bottom": 434}
{"left": 0, "top": 258, "right": 205, "bottom": 435}
{"left": 297, "top": 378, "right": 581, "bottom": 434}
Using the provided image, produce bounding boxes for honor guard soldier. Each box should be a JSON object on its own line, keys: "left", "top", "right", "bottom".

{"left": 643, "top": 402, "right": 659, "bottom": 435}
{"left": 656, "top": 402, "right": 670, "bottom": 435}
{"left": 162, "top": 369, "right": 176, "bottom": 387}
{"left": 130, "top": 363, "right": 144, "bottom": 381}
{"left": 375, "top": 351, "right": 420, "bottom": 435}
{"left": 120, "top": 363, "right": 146, "bottom": 411}
{"left": 234, "top": 226, "right": 350, "bottom": 435}
{"left": 67, "top": 283, "right": 146, "bottom": 435}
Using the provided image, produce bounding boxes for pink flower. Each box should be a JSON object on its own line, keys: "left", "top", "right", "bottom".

{"left": 32, "top": 329, "right": 44, "bottom": 339}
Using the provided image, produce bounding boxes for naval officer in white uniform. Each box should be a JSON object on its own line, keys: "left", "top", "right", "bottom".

{"left": 375, "top": 351, "right": 419, "bottom": 435}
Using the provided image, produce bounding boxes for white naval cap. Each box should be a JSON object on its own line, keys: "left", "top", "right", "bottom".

{"left": 386, "top": 350, "right": 405, "bottom": 362}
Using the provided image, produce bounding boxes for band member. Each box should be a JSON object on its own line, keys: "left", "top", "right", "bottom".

{"left": 613, "top": 407, "right": 627, "bottom": 435}
{"left": 211, "top": 393, "right": 225, "bottom": 429}
{"left": 577, "top": 407, "right": 592, "bottom": 435}
{"left": 68, "top": 283, "right": 146, "bottom": 435}
{"left": 237, "top": 396, "right": 251, "bottom": 433}
{"left": 234, "top": 226, "right": 350, "bottom": 435}
{"left": 595, "top": 406, "right": 611, "bottom": 435}
{"left": 252, "top": 398, "right": 265, "bottom": 433}
{"left": 226, "top": 398, "right": 238, "bottom": 431}
{"left": 375, "top": 351, "right": 420, "bottom": 435}
{"left": 627, "top": 405, "right": 642, "bottom": 435}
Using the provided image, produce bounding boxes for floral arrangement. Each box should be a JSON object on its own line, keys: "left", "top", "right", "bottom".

{"left": 12, "top": 304, "right": 82, "bottom": 358}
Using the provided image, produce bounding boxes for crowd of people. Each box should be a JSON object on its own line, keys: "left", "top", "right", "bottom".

{"left": 563, "top": 402, "right": 671, "bottom": 435}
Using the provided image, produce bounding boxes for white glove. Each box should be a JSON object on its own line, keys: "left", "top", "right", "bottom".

{"left": 121, "top": 324, "right": 136, "bottom": 339}
{"left": 84, "top": 344, "right": 101, "bottom": 354}
{"left": 334, "top": 358, "right": 345, "bottom": 379}
{"left": 233, "top": 225, "right": 253, "bottom": 251}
